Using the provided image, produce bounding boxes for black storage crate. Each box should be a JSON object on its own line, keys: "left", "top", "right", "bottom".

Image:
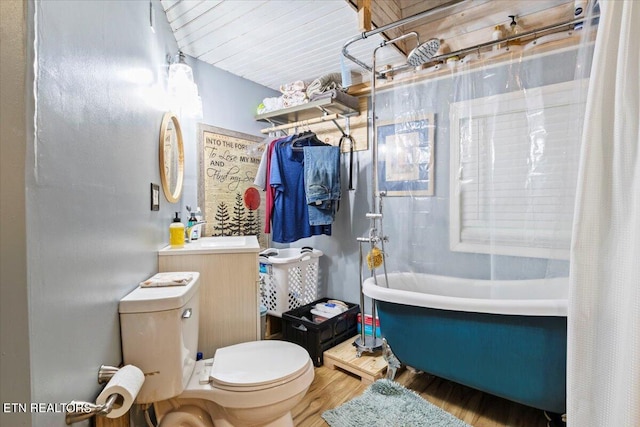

{"left": 282, "top": 298, "right": 359, "bottom": 367}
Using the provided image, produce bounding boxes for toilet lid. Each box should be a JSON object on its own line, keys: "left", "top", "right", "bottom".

{"left": 210, "top": 341, "right": 310, "bottom": 389}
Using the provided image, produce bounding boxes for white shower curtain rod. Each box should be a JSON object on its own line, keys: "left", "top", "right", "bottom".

{"left": 381, "top": 14, "right": 599, "bottom": 77}
{"left": 342, "top": 0, "right": 468, "bottom": 72}
{"left": 344, "top": 9, "right": 598, "bottom": 77}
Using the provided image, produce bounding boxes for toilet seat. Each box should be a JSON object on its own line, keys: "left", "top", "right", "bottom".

{"left": 210, "top": 341, "right": 310, "bottom": 391}
{"left": 180, "top": 341, "right": 315, "bottom": 410}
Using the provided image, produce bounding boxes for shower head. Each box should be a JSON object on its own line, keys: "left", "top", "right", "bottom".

{"left": 407, "top": 38, "right": 441, "bottom": 67}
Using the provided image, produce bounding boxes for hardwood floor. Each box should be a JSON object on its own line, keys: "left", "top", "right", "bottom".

{"left": 292, "top": 365, "right": 549, "bottom": 427}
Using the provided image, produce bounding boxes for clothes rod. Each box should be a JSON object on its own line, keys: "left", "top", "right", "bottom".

{"left": 260, "top": 113, "right": 340, "bottom": 134}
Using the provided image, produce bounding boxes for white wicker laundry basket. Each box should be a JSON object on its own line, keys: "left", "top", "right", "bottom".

{"left": 259, "top": 247, "right": 323, "bottom": 316}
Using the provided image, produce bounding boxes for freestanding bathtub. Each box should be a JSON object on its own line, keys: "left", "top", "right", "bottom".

{"left": 363, "top": 273, "right": 568, "bottom": 414}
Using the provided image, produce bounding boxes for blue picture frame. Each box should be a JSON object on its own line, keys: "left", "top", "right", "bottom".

{"left": 376, "top": 114, "right": 435, "bottom": 196}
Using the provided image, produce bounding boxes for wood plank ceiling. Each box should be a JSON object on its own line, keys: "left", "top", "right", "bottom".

{"left": 160, "top": 0, "right": 406, "bottom": 90}
{"left": 160, "top": 0, "right": 576, "bottom": 91}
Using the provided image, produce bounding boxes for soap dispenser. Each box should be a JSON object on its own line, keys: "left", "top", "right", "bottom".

{"left": 170, "top": 212, "right": 185, "bottom": 249}
{"left": 187, "top": 211, "right": 199, "bottom": 240}
{"left": 492, "top": 25, "right": 504, "bottom": 51}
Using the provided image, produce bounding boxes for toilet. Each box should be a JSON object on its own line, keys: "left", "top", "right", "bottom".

{"left": 119, "top": 272, "right": 314, "bottom": 427}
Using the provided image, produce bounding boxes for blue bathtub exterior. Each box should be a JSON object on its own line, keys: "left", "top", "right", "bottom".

{"left": 377, "top": 300, "right": 567, "bottom": 414}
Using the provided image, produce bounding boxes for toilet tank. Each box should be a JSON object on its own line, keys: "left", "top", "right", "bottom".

{"left": 119, "top": 272, "right": 200, "bottom": 404}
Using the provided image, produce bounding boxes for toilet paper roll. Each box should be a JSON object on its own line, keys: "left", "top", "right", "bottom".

{"left": 96, "top": 365, "right": 145, "bottom": 418}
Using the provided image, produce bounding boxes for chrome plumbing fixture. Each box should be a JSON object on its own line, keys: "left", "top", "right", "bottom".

{"left": 66, "top": 365, "right": 122, "bottom": 425}
{"left": 97, "top": 365, "right": 120, "bottom": 384}
{"left": 341, "top": 0, "right": 467, "bottom": 75}
{"left": 65, "top": 395, "right": 119, "bottom": 425}
{"left": 407, "top": 38, "right": 441, "bottom": 67}
{"left": 343, "top": 0, "right": 598, "bottom": 80}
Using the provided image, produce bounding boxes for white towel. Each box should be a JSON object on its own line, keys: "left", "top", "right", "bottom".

{"left": 140, "top": 272, "right": 193, "bottom": 287}
{"left": 280, "top": 80, "right": 306, "bottom": 94}
{"left": 257, "top": 96, "right": 285, "bottom": 114}
{"left": 282, "top": 92, "right": 308, "bottom": 108}
{"left": 306, "top": 73, "right": 343, "bottom": 98}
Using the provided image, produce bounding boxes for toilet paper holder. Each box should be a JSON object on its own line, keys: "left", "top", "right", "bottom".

{"left": 64, "top": 365, "right": 124, "bottom": 425}
{"left": 97, "top": 364, "right": 120, "bottom": 384}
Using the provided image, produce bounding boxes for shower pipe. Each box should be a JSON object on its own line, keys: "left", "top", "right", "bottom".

{"left": 342, "top": 0, "right": 467, "bottom": 74}
{"left": 344, "top": 12, "right": 598, "bottom": 80}
{"left": 352, "top": 33, "right": 419, "bottom": 356}
{"left": 370, "top": 31, "right": 420, "bottom": 212}
{"left": 374, "top": 14, "right": 599, "bottom": 78}
{"left": 364, "top": 31, "right": 418, "bottom": 289}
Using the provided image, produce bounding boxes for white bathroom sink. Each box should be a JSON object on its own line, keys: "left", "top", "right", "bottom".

{"left": 159, "top": 235, "right": 260, "bottom": 255}
{"left": 199, "top": 236, "right": 248, "bottom": 247}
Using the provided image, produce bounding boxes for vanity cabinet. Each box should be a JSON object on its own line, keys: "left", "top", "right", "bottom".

{"left": 158, "top": 236, "right": 261, "bottom": 358}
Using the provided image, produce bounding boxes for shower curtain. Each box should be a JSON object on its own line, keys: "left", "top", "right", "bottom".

{"left": 374, "top": 41, "right": 590, "bottom": 282}
{"left": 567, "top": 1, "right": 640, "bottom": 426}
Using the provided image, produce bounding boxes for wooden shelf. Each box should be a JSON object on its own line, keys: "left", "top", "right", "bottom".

{"left": 255, "top": 97, "right": 359, "bottom": 125}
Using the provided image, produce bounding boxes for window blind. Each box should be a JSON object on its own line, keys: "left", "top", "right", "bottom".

{"left": 450, "top": 79, "right": 588, "bottom": 259}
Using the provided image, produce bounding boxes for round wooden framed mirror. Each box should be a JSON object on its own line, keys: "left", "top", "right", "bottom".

{"left": 159, "top": 112, "right": 184, "bottom": 203}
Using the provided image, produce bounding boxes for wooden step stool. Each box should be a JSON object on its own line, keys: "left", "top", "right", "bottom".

{"left": 323, "top": 335, "right": 388, "bottom": 384}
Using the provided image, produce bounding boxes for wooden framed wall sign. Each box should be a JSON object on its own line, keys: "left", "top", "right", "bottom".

{"left": 197, "top": 124, "right": 266, "bottom": 247}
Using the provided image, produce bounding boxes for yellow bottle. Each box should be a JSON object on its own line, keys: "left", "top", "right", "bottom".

{"left": 169, "top": 212, "right": 185, "bottom": 249}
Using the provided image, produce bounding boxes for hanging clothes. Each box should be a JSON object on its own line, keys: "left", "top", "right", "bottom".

{"left": 253, "top": 140, "right": 272, "bottom": 190}
{"left": 270, "top": 136, "right": 331, "bottom": 243}
{"left": 254, "top": 136, "right": 289, "bottom": 234}
{"left": 263, "top": 139, "right": 279, "bottom": 234}
{"left": 303, "top": 145, "right": 340, "bottom": 226}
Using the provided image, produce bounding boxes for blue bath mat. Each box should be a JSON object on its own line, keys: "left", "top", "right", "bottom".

{"left": 322, "top": 379, "right": 471, "bottom": 427}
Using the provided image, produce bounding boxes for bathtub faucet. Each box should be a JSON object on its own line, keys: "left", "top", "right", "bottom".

{"left": 357, "top": 236, "right": 387, "bottom": 244}
{"left": 364, "top": 224, "right": 388, "bottom": 245}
